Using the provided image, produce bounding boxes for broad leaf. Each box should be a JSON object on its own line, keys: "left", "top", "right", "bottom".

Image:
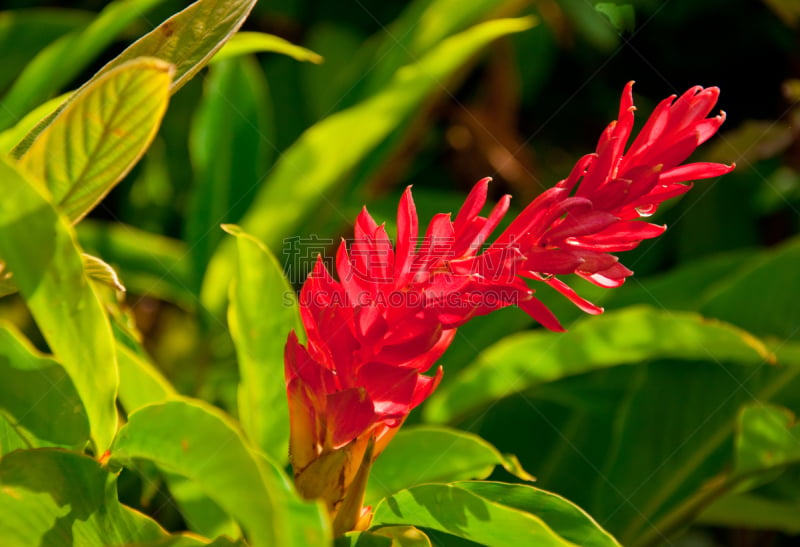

{"left": 0, "top": 0, "right": 162, "bottom": 130}
{"left": 366, "top": 426, "right": 532, "bottom": 505}
{"left": 116, "top": 342, "right": 175, "bottom": 414}
{"left": 225, "top": 225, "right": 301, "bottom": 464}
{"left": 0, "top": 322, "right": 89, "bottom": 452}
{"left": 372, "top": 482, "right": 619, "bottom": 547}
{"left": 700, "top": 235, "right": 800, "bottom": 341}
{"left": 337, "top": 527, "right": 431, "bottom": 547}
{"left": 458, "top": 482, "right": 620, "bottom": 547}
{"left": 111, "top": 399, "right": 330, "bottom": 547}
{"left": 0, "top": 449, "right": 204, "bottom": 546}
{"left": 99, "top": 0, "right": 258, "bottom": 94}
{"left": 13, "top": 0, "right": 259, "bottom": 157}
{"left": 202, "top": 16, "right": 537, "bottom": 314}
{"left": 0, "top": 157, "right": 118, "bottom": 452}
{"left": 424, "top": 306, "right": 774, "bottom": 424}
{"left": 18, "top": 57, "right": 173, "bottom": 223}
{"left": 0, "top": 93, "right": 69, "bottom": 154}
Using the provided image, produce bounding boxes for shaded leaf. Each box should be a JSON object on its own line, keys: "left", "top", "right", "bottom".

{"left": 13, "top": 0, "right": 259, "bottom": 157}
{"left": 0, "top": 322, "right": 89, "bottom": 452}
{"left": 366, "top": 426, "right": 533, "bottom": 506}
{"left": 0, "top": 449, "right": 192, "bottom": 546}
{"left": 458, "top": 482, "right": 620, "bottom": 547}
{"left": 116, "top": 342, "right": 175, "bottom": 414}
{"left": 202, "top": 16, "right": 537, "bottom": 314}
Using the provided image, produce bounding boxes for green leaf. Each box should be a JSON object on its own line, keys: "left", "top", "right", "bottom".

{"left": 700, "top": 235, "right": 800, "bottom": 341}
{"left": 212, "top": 31, "right": 323, "bottom": 64}
{"left": 99, "top": 0, "right": 259, "bottom": 95}
{"left": 186, "top": 57, "right": 273, "bottom": 279}
{"left": 111, "top": 398, "right": 330, "bottom": 547}
{"left": 13, "top": 0, "right": 259, "bottom": 157}
{"left": 17, "top": 57, "right": 173, "bottom": 223}
{"left": 0, "top": 93, "right": 69, "bottom": 154}
{"left": 734, "top": 403, "right": 800, "bottom": 477}
{"left": 77, "top": 220, "right": 196, "bottom": 309}
{"left": 0, "top": 0, "right": 162, "bottom": 131}
{"left": 0, "top": 8, "right": 92, "bottom": 94}
{"left": 337, "top": 527, "right": 432, "bottom": 547}
{"left": 457, "top": 482, "right": 620, "bottom": 547}
{"left": 164, "top": 472, "right": 242, "bottom": 540}
{"left": 366, "top": 426, "right": 533, "bottom": 506}
{"left": 0, "top": 157, "right": 118, "bottom": 452}
{"left": 224, "top": 225, "right": 301, "bottom": 464}
{"left": 116, "top": 342, "right": 175, "bottom": 414}
{"left": 0, "top": 322, "right": 89, "bottom": 452}
{"left": 202, "top": 15, "right": 537, "bottom": 314}
{"left": 698, "top": 492, "right": 800, "bottom": 535}
{"left": 424, "top": 306, "right": 774, "bottom": 424}
{"left": 0, "top": 449, "right": 187, "bottom": 546}
{"left": 372, "top": 482, "right": 617, "bottom": 546}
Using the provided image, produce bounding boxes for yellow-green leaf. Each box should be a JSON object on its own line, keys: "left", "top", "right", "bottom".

{"left": 17, "top": 57, "right": 173, "bottom": 223}
{"left": 0, "top": 156, "right": 118, "bottom": 452}
{"left": 212, "top": 31, "right": 323, "bottom": 64}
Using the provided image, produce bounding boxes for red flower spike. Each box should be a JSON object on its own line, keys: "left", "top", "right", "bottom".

{"left": 286, "top": 83, "right": 733, "bottom": 534}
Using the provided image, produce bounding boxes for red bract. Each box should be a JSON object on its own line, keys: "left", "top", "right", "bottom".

{"left": 285, "top": 82, "right": 733, "bottom": 533}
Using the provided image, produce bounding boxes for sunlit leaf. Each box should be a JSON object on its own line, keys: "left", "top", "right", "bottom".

{"left": 424, "top": 306, "right": 774, "bottom": 424}
{"left": 366, "top": 426, "right": 533, "bottom": 505}
{"left": 372, "top": 481, "right": 619, "bottom": 546}
{"left": 17, "top": 57, "right": 173, "bottom": 223}
{"left": 111, "top": 398, "right": 330, "bottom": 547}
{"left": 0, "top": 157, "right": 118, "bottom": 452}
{"left": 0, "top": 449, "right": 199, "bottom": 546}
{"left": 224, "top": 225, "right": 301, "bottom": 464}
{"left": 698, "top": 492, "right": 800, "bottom": 535}
{"left": 700, "top": 235, "right": 800, "bottom": 341}
{"left": 13, "top": 0, "right": 259, "bottom": 157}
{"left": 0, "top": 8, "right": 92, "bottom": 93}
{"left": 212, "top": 32, "right": 323, "bottom": 64}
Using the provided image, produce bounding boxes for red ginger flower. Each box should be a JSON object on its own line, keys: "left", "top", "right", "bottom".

{"left": 285, "top": 82, "right": 733, "bottom": 533}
